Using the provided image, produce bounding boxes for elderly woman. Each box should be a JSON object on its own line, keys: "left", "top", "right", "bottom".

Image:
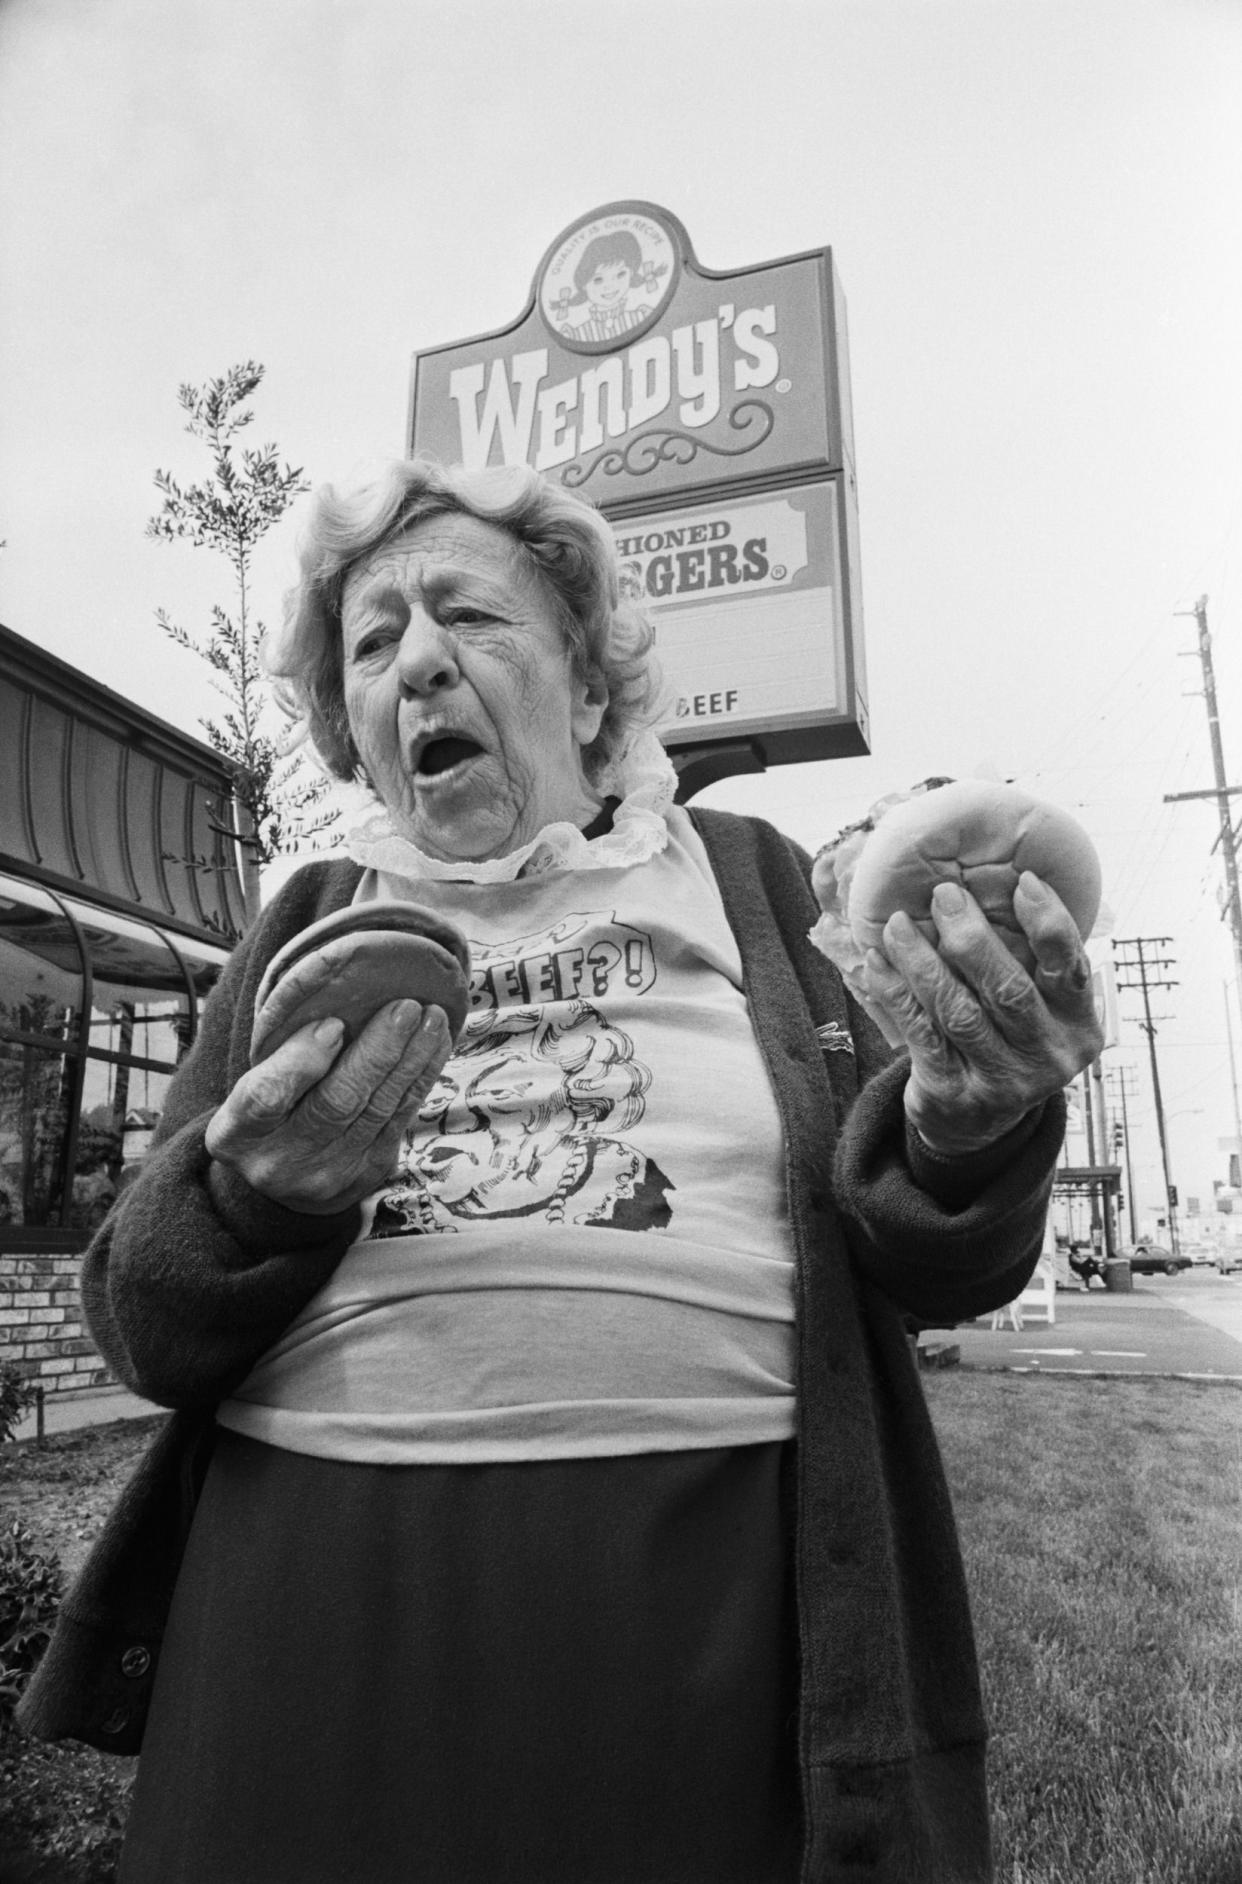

{"left": 21, "top": 460, "right": 1100, "bottom": 1884}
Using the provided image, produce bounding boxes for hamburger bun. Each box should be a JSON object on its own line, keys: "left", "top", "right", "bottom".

{"left": 846, "top": 779, "right": 1102, "bottom": 968}
{"left": 250, "top": 901, "right": 472, "bottom": 1065}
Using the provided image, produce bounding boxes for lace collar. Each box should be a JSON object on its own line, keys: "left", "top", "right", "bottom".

{"left": 340, "top": 730, "right": 679, "bottom": 884}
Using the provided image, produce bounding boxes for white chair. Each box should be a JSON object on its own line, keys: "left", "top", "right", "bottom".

{"left": 989, "top": 1255, "right": 1057, "bottom": 1331}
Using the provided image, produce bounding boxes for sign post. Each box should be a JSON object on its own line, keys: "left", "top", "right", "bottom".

{"left": 409, "top": 201, "right": 868, "bottom": 790}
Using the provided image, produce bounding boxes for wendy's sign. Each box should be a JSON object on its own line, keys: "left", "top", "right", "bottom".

{"left": 409, "top": 201, "right": 853, "bottom": 511}
{"left": 408, "top": 202, "right": 868, "bottom": 769}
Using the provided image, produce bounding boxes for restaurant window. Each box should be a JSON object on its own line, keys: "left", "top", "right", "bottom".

{"left": 0, "top": 873, "right": 230, "bottom": 1235}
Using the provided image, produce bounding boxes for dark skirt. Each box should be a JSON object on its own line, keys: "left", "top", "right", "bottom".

{"left": 120, "top": 1431, "right": 802, "bottom": 1884}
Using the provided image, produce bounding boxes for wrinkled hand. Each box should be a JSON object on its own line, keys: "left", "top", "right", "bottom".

{"left": 204, "top": 1000, "right": 452, "bottom": 1216}
{"left": 861, "top": 871, "right": 1103, "bottom": 1156}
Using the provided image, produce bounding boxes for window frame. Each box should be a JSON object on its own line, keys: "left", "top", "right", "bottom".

{"left": 0, "top": 871, "right": 230, "bottom": 1234}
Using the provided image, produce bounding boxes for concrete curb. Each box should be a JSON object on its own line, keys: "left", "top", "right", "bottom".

{"left": 9, "top": 1385, "right": 158, "bottom": 1443}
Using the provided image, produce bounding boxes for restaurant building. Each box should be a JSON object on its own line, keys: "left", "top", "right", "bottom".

{"left": 0, "top": 622, "right": 250, "bottom": 1398}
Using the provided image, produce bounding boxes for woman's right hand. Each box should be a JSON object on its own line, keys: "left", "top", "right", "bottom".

{"left": 204, "top": 1000, "right": 451, "bottom": 1216}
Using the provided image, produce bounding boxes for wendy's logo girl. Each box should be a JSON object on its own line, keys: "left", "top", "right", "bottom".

{"left": 547, "top": 229, "right": 670, "bottom": 346}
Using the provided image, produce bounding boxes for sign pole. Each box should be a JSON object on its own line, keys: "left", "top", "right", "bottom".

{"left": 672, "top": 741, "right": 766, "bottom": 803}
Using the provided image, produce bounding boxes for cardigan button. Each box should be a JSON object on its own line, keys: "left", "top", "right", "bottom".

{"left": 100, "top": 1706, "right": 130, "bottom": 1736}
{"left": 120, "top": 1646, "right": 151, "bottom": 1679}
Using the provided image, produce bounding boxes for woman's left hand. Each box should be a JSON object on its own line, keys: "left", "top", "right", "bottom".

{"left": 861, "top": 871, "right": 1104, "bottom": 1156}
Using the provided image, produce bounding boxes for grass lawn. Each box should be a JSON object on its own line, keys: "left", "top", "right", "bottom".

{"left": 927, "top": 1369, "right": 1242, "bottom": 1884}
{"left": 2, "top": 1377, "right": 1241, "bottom": 1882}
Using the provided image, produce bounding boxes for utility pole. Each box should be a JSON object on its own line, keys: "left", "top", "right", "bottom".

{"left": 1077, "top": 1063, "right": 1116, "bottom": 1256}
{"left": 1089, "top": 1058, "right": 1114, "bottom": 1254}
{"left": 1076, "top": 1066, "right": 1107, "bottom": 1253}
{"left": 1105, "top": 1066, "right": 1141, "bottom": 1243}
{"left": 1166, "top": 595, "right": 1242, "bottom": 1035}
{"left": 1113, "top": 938, "right": 1179, "bottom": 1252}
{"left": 1225, "top": 984, "right": 1242, "bottom": 1153}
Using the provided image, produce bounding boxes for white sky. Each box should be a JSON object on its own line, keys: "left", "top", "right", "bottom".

{"left": 2, "top": 0, "right": 1241, "bottom": 1228}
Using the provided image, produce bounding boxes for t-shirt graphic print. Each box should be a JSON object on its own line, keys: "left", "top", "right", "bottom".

{"left": 370, "top": 912, "right": 674, "bottom": 1238}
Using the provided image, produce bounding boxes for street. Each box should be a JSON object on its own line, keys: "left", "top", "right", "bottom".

{"left": 934, "top": 1267, "right": 1242, "bottom": 1379}
{"left": 1161, "top": 1268, "right": 1242, "bottom": 1345}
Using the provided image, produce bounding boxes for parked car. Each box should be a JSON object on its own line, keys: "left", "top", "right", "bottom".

{"left": 1121, "top": 1241, "right": 1192, "bottom": 1277}
{"left": 1217, "top": 1246, "right": 1242, "bottom": 1277}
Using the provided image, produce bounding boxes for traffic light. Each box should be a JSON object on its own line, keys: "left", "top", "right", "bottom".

{"left": 1112, "top": 1122, "right": 1124, "bottom": 1155}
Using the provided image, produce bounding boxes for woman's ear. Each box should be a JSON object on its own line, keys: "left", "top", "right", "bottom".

{"left": 572, "top": 672, "right": 609, "bottom": 748}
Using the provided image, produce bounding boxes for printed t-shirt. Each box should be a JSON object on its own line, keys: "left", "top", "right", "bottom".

{"left": 217, "top": 809, "right": 796, "bottom": 1462}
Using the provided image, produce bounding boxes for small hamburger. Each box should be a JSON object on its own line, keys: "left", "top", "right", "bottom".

{"left": 250, "top": 901, "right": 472, "bottom": 1065}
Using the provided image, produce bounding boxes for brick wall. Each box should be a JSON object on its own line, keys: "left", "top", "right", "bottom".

{"left": 0, "top": 1254, "right": 112, "bottom": 1395}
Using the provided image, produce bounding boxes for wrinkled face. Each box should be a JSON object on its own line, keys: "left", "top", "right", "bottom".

{"left": 584, "top": 260, "right": 632, "bottom": 308}
{"left": 342, "top": 513, "right": 607, "bottom": 864}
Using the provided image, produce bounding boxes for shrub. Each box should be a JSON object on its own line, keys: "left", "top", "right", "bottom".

{"left": 0, "top": 1519, "right": 63, "bottom": 1726}
{"left": 0, "top": 1521, "right": 130, "bottom": 1881}
{"left": 0, "top": 1362, "right": 37, "bottom": 1446}
{"left": 1, "top": 1735, "right": 133, "bottom": 1883}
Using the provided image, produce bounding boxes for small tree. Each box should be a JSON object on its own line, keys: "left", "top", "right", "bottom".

{"left": 147, "top": 362, "right": 337, "bottom": 874}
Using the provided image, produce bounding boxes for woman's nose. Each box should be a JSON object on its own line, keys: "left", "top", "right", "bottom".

{"left": 395, "top": 610, "right": 460, "bottom": 697}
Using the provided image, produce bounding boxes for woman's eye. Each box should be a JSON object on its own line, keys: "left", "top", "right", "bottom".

{"left": 441, "top": 607, "right": 491, "bottom": 630}
{"left": 351, "top": 630, "right": 395, "bottom": 661}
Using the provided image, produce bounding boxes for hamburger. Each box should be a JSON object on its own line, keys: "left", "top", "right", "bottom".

{"left": 250, "top": 901, "right": 472, "bottom": 1065}
{"left": 824, "top": 778, "right": 1102, "bottom": 971}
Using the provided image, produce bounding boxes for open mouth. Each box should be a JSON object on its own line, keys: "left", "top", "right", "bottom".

{"left": 416, "top": 734, "right": 485, "bottom": 780}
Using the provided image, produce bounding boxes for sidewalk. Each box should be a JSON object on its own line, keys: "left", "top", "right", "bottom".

{"left": 10, "top": 1383, "right": 160, "bottom": 1443}
{"left": 927, "top": 1282, "right": 1242, "bottom": 1381}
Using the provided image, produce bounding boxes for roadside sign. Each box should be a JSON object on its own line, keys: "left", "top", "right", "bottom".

{"left": 612, "top": 479, "right": 866, "bottom": 760}
{"left": 408, "top": 200, "right": 868, "bottom": 770}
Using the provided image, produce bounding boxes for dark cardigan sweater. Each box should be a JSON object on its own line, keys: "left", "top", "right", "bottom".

{"left": 19, "top": 808, "right": 1063, "bottom": 1884}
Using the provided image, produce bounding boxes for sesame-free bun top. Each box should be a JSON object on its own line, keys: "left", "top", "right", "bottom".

{"left": 250, "top": 901, "right": 472, "bottom": 1064}
{"left": 846, "top": 779, "right": 1102, "bottom": 968}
